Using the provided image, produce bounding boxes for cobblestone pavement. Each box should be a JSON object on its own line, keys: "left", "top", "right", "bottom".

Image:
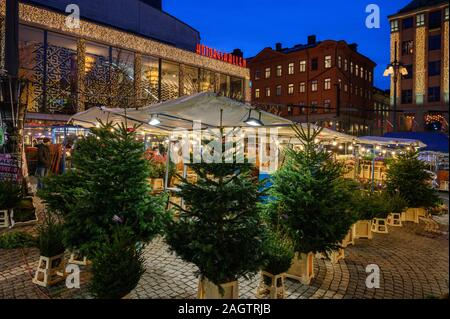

{"left": 129, "top": 223, "right": 448, "bottom": 299}
{"left": 1, "top": 219, "right": 448, "bottom": 299}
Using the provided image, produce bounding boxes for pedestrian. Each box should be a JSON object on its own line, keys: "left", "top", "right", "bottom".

{"left": 36, "top": 137, "right": 51, "bottom": 189}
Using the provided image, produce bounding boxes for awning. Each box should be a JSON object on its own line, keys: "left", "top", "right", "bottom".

{"left": 358, "top": 136, "right": 427, "bottom": 148}
{"left": 69, "top": 92, "right": 358, "bottom": 142}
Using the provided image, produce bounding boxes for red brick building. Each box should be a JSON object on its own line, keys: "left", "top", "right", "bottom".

{"left": 248, "top": 36, "right": 376, "bottom": 136}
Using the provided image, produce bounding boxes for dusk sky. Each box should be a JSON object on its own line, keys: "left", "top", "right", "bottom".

{"left": 165, "top": 0, "right": 412, "bottom": 90}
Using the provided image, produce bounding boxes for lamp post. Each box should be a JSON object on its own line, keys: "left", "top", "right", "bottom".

{"left": 383, "top": 42, "right": 408, "bottom": 133}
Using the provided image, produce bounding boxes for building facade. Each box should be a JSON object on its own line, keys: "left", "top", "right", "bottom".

{"left": 388, "top": 0, "right": 449, "bottom": 132}
{"left": 248, "top": 36, "right": 376, "bottom": 136}
{"left": 372, "top": 87, "right": 391, "bottom": 136}
{"left": 0, "top": 0, "right": 249, "bottom": 138}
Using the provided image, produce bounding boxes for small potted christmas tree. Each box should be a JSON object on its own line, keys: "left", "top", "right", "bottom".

{"left": 256, "top": 231, "right": 294, "bottom": 299}
{"left": 386, "top": 193, "right": 408, "bottom": 227}
{"left": 265, "top": 125, "right": 357, "bottom": 284}
{"left": 386, "top": 150, "right": 440, "bottom": 223}
{"left": 166, "top": 161, "right": 266, "bottom": 299}
{"left": 32, "top": 213, "right": 66, "bottom": 287}
{"left": 0, "top": 180, "right": 22, "bottom": 228}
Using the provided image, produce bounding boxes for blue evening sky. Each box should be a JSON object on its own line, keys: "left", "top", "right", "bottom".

{"left": 164, "top": 0, "right": 412, "bottom": 90}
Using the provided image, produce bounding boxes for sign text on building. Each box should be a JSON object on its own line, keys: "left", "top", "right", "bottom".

{"left": 196, "top": 44, "right": 247, "bottom": 68}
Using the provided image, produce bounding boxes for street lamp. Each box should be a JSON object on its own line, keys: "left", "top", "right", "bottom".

{"left": 383, "top": 42, "right": 408, "bottom": 132}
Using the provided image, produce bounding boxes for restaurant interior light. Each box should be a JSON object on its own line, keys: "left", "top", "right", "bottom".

{"left": 244, "top": 109, "right": 263, "bottom": 127}
{"left": 149, "top": 114, "right": 161, "bottom": 126}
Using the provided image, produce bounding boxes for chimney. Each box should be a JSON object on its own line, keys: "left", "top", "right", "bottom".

{"left": 349, "top": 43, "right": 358, "bottom": 52}
{"left": 232, "top": 48, "right": 243, "bottom": 57}
{"left": 307, "top": 35, "right": 316, "bottom": 45}
{"left": 275, "top": 43, "right": 282, "bottom": 51}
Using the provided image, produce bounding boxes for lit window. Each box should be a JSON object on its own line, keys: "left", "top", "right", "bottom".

{"left": 338, "top": 56, "right": 342, "bottom": 68}
{"left": 266, "top": 87, "right": 271, "bottom": 97}
{"left": 255, "top": 70, "right": 261, "bottom": 80}
{"left": 402, "top": 40, "right": 414, "bottom": 55}
{"left": 360, "top": 66, "right": 364, "bottom": 78}
{"left": 355, "top": 64, "right": 359, "bottom": 76}
{"left": 445, "top": 7, "right": 449, "bottom": 21}
{"left": 299, "top": 60, "right": 306, "bottom": 72}
{"left": 338, "top": 78, "right": 342, "bottom": 89}
{"left": 390, "top": 20, "right": 399, "bottom": 32}
{"left": 416, "top": 13, "right": 425, "bottom": 26}
{"left": 265, "top": 67, "right": 271, "bottom": 78}
{"left": 324, "top": 78, "right": 331, "bottom": 90}
{"left": 344, "top": 59, "right": 348, "bottom": 71}
{"left": 288, "top": 63, "right": 294, "bottom": 75}
{"left": 350, "top": 62, "right": 354, "bottom": 74}
{"left": 325, "top": 55, "right": 332, "bottom": 68}
{"left": 299, "top": 82, "right": 306, "bottom": 93}
{"left": 276, "top": 85, "right": 282, "bottom": 96}
{"left": 311, "top": 80, "right": 318, "bottom": 92}
{"left": 288, "top": 83, "right": 294, "bottom": 95}
{"left": 369, "top": 71, "right": 372, "bottom": 82}
{"left": 276, "top": 65, "right": 282, "bottom": 77}
{"left": 255, "top": 89, "right": 260, "bottom": 99}
{"left": 344, "top": 84, "right": 348, "bottom": 92}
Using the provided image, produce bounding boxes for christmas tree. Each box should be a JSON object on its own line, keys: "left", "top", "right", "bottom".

{"left": 38, "top": 122, "right": 168, "bottom": 256}
{"left": 264, "top": 124, "right": 358, "bottom": 254}
{"left": 165, "top": 159, "right": 266, "bottom": 286}
{"left": 386, "top": 150, "right": 440, "bottom": 208}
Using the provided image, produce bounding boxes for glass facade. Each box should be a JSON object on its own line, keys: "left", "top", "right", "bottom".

{"left": 16, "top": 23, "right": 246, "bottom": 115}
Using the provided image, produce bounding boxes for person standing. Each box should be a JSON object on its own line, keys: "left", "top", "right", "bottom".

{"left": 36, "top": 137, "right": 51, "bottom": 189}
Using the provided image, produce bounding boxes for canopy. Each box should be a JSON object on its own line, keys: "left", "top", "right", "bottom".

{"left": 69, "top": 92, "right": 358, "bottom": 142}
{"left": 358, "top": 135, "right": 427, "bottom": 148}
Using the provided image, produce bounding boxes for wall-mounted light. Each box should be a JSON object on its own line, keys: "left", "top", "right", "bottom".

{"left": 149, "top": 114, "right": 160, "bottom": 126}
{"left": 244, "top": 109, "right": 263, "bottom": 127}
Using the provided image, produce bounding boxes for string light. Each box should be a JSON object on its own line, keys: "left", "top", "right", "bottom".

{"left": 348, "top": 145, "right": 354, "bottom": 151}
{"left": 338, "top": 145, "right": 343, "bottom": 150}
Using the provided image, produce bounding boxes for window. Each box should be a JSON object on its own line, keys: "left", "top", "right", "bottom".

{"left": 354, "top": 85, "right": 358, "bottom": 95}
{"left": 216, "top": 73, "right": 229, "bottom": 97}
{"left": 299, "top": 60, "right": 306, "bottom": 72}
{"left": 324, "top": 99, "right": 331, "bottom": 113}
{"left": 390, "top": 20, "right": 399, "bottom": 32}
{"left": 161, "top": 60, "right": 180, "bottom": 101}
{"left": 445, "top": 7, "right": 449, "bottom": 21}
{"left": 360, "top": 87, "right": 363, "bottom": 96}
{"left": 276, "top": 65, "right": 282, "bottom": 77}
{"left": 265, "top": 67, "right": 271, "bottom": 78}
{"left": 402, "top": 40, "right": 414, "bottom": 55}
{"left": 276, "top": 85, "right": 282, "bottom": 96}
{"left": 311, "top": 58, "right": 318, "bottom": 71}
{"left": 338, "top": 78, "right": 342, "bottom": 89}
{"left": 344, "top": 84, "right": 348, "bottom": 92}
{"left": 325, "top": 55, "right": 332, "bottom": 68}
{"left": 344, "top": 59, "right": 348, "bottom": 71}
{"left": 429, "top": 35, "right": 441, "bottom": 51}
{"left": 255, "top": 88, "right": 260, "bottom": 99}
{"left": 230, "top": 77, "right": 244, "bottom": 101}
{"left": 299, "top": 102, "right": 306, "bottom": 114}
{"left": 266, "top": 87, "right": 271, "bottom": 97}
{"left": 428, "top": 86, "right": 440, "bottom": 102}
{"left": 255, "top": 70, "right": 261, "bottom": 80}
{"left": 288, "top": 63, "right": 294, "bottom": 75}
{"left": 401, "top": 90, "right": 412, "bottom": 104}
{"left": 311, "top": 101, "right": 318, "bottom": 113}
{"left": 288, "top": 83, "right": 294, "bottom": 95}
{"left": 299, "top": 82, "right": 306, "bottom": 93}
{"left": 404, "top": 64, "right": 413, "bottom": 79}
{"left": 428, "top": 61, "right": 441, "bottom": 76}
{"left": 350, "top": 62, "right": 354, "bottom": 74}
{"left": 311, "top": 80, "right": 318, "bottom": 92}
{"left": 324, "top": 78, "right": 331, "bottom": 90}
{"left": 360, "top": 66, "right": 364, "bottom": 78}
{"left": 355, "top": 64, "right": 359, "bottom": 76}
{"left": 369, "top": 71, "right": 372, "bottom": 82}
{"left": 141, "top": 55, "right": 160, "bottom": 104}
{"left": 338, "top": 56, "right": 342, "bottom": 68}
{"left": 416, "top": 13, "right": 425, "bottom": 26}
{"left": 402, "top": 17, "right": 414, "bottom": 29}
{"left": 429, "top": 10, "right": 442, "bottom": 29}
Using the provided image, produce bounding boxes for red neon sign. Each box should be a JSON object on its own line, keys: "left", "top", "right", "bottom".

{"left": 196, "top": 44, "right": 247, "bottom": 68}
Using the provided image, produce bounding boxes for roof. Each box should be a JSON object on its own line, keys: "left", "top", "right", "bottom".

{"left": 383, "top": 132, "right": 449, "bottom": 153}
{"left": 390, "top": 0, "right": 448, "bottom": 17}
